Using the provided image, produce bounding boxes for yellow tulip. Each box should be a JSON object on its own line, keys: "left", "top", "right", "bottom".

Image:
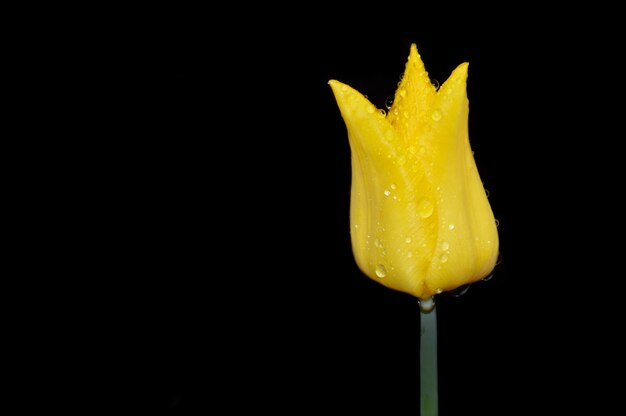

{"left": 329, "top": 44, "right": 499, "bottom": 300}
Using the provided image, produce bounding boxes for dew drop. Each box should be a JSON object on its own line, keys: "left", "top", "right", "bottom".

{"left": 441, "top": 241, "right": 450, "bottom": 251}
{"left": 432, "top": 79, "right": 440, "bottom": 90}
{"left": 482, "top": 273, "right": 494, "bottom": 282}
{"left": 375, "top": 264, "right": 387, "bottom": 278}
{"left": 431, "top": 110, "right": 442, "bottom": 121}
{"left": 399, "top": 88, "right": 406, "bottom": 98}
{"left": 439, "top": 254, "right": 448, "bottom": 263}
{"left": 495, "top": 219, "right": 500, "bottom": 227}
{"left": 384, "top": 189, "right": 391, "bottom": 196}
{"left": 419, "top": 297, "right": 435, "bottom": 313}
{"left": 451, "top": 284, "right": 470, "bottom": 297}
{"left": 495, "top": 252, "right": 503, "bottom": 266}
{"left": 390, "top": 183, "right": 397, "bottom": 190}
{"left": 435, "top": 288, "right": 443, "bottom": 294}
{"left": 379, "top": 109, "right": 386, "bottom": 117}
{"left": 448, "top": 224, "right": 455, "bottom": 230}
{"left": 485, "top": 189, "right": 490, "bottom": 197}
{"left": 417, "top": 199, "right": 434, "bottom": 218}
{"left": 366, "top": 105, "right": 375, "bottom": 114}
{"left": 405, "top": 237, "right": 412, "bottom": 244}
{"left": 385, "top": 96, "right": 394, "bottom": 109}
{"left": 374, "top": 238, "right": 382, "bottom": 248}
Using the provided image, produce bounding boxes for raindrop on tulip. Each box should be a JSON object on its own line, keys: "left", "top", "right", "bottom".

{"left": 451, "top": 284, "right": 470, "bottom": 297}
{"left": 419, "top": 297, "right": 435, "bottom": 313}
{"left": 375, "top": 264, "right": 387, "bottom": 278}
{"left": 417, "top": 199, "right": 434, "bottom": 218}
{"left": 431, "top": 110, "right": 442, "bottom": 121}
{"left": 441, "top": 241, "right": 450, "bottom": 251}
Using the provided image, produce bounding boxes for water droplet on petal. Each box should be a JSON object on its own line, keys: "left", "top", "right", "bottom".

{"left": 385, "top": 96, "right": 394, "bottom": 109}
{"left": 379, "top": 109, "right": 386, "bottom": 117}
{"left": 384, "top": 189, "right": 391, "bottom": 196}
{"left": 451, "top": 284, "right": 470, "bottom": 297}
{"left": 495, "top": 219, "right": 500, "bottom": 227}
{"left": 405, "top": 237, "right": 412, "bottom": 243}
{"left": 375, "top": 264, "right": 387, "bottom": 278}
{"left": 366, "top": 105, "right": 375, "bottom": 114}
{"left": 441, "top": 241, "right": 449, "bottom": 251}
{"left": 495, "top": 252, "right": 503, "bottom": 266}
{"left": 435, "top": 288, "right": 443, "bottom": 294}
{"left": 417, "top": 199, "right": 434, "bottom": 218}
{"left": 448, "top": 224, "right": 455, "bottom": 230}
{"left": 431, "top": 110, "right": 442, "bottom": 121}
{"left": 485, "top": 189, "right": 490, "bottom": 197}
{"left": 390, "top": 183, "right": 397, "bottom": 190}
{"left": 439, "top": 254, "right": 448, "bottom": 263}
{"left": 374, "top": 238, "right": 381, "bottom": 248}
{"left": 482, "top": 274, "right": 494, "bottom": 282}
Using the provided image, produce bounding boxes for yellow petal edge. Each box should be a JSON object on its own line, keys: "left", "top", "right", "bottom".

{"left": 329, "top": 44, "right": 499, "bottom": 299}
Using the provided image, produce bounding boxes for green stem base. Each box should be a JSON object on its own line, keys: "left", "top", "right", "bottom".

{"left": 420, "top": 298, "right": 438, "bottom": 416}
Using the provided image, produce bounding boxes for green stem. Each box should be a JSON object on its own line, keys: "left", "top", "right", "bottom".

{"left": 420, "top": 298, "right": 438, "bottom": 416}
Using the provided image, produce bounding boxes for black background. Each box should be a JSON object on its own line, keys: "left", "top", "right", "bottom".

{"left": 73, "top": 7, "right": 624, "bottom": 415}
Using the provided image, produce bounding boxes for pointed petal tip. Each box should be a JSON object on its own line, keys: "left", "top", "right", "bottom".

{"left": 452, "top": 62, "right": 469, "bottom": 79}
{"left": 438, "top": 61, "right": 470, "bottom": 95}
{"left": 328, "top": 79, "right": 345, "bottom": 93}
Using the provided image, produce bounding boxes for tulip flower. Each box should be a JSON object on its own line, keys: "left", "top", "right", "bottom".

{"left": 329, "top": 44, "right": 498, "bottom": 301}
